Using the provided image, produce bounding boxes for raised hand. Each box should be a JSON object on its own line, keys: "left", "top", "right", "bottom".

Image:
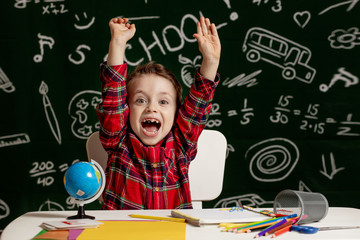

{"left": 109, "top": 17, "right": 136, "bottom": 45}
{"left": 193, "top": 16, "right": 221, "bottom": 81}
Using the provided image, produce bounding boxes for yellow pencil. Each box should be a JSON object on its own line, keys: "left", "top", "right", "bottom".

{"left": 129, "top": 214, "right": 186, "bottom": 223}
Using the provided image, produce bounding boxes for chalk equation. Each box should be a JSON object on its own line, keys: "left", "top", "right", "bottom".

{"left": 14, "top": 0, "right": 68, "bottom": 15}
{"left": 29, "top": 159, "right": 79, "bottom": 187}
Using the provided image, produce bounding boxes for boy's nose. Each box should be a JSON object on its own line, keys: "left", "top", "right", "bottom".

{"left": 146, "top": 103, "right": 157, "bottom": 112}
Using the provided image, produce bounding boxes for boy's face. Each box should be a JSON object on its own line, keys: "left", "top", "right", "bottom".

{"left": 127, "top": 73, "right": 177, "bottom": 146}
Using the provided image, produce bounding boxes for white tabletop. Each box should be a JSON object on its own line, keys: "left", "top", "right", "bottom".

{"left": 2, "top": 207, "right": 360, "bottom": 240}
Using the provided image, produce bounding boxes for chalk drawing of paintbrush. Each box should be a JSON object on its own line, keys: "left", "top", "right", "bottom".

{"left": 39, "top": 81, "right": 62, "bottom": 144}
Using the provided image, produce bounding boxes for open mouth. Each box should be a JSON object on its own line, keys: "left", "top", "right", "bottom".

{"left": 141, "top": 119, "right": 161, "bottom": 135}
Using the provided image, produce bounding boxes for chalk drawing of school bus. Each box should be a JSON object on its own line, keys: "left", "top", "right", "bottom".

{"left": 242, "top": 27, "right": 316, "bottom": 84}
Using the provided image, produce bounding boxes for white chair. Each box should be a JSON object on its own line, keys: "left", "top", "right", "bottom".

{"left": 86, "top": 130, "right": 227, "bottom": 209}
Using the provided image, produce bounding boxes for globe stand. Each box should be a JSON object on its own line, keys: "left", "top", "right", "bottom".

{"left": 64, "top": 160, "right": 106, "bottom": 220}
{"left": 67, "top": 203, "right": 95, "bottom": 220}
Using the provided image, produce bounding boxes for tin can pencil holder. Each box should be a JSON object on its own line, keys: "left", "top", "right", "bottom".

{"left": 273, "top": 189, "right": 329, "bottom": 224}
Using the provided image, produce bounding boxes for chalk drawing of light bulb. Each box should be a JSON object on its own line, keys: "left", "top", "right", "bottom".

{"left": 245, "top": 138, "right": 299, "bottom": 182}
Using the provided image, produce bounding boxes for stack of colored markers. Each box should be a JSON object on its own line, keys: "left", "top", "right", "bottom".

{"left": 219, "top": 213, "right": 299, "bottom": 238}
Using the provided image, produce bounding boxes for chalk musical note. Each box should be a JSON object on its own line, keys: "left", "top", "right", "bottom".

{"left": 320, "top": 152, "right": 345, "bottom": 180}
{"left": 0, "top": 67, "right": 15, "bottom": 93}
{"left": 319, "top": 67, "right": 359, "bottom": 92}
{"left": 39, "top": 81, "right": 62, "bottom": 144}
{"left": 33, "top": 33, "right": 55, "bottom": 63}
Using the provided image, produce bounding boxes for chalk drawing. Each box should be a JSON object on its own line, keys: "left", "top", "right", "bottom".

{"left": 0, "top": 199, "right": 10, "bottom": 220}
{"left": 38, "top": 199, "right": 64, "bottom": 211}
{"left": 68, "top": 90, "right": 101, "bottom": 139}
{"left": 252, "top": 0, "right": 282, "bottom": 12}
{"left": 0, "top": 67, "right": 15, "bottom": 93}
{"left": 179, "top": 54, "right": 201, "bottom": 88}
{"left": 328, "top": 27, "right": 360, "bottom": 49}
{"left": 222, "top": 70, "right": 261, "bottom": 88}
{"left": 246, "top": 138, "right": 299, "bottom": 182}
{"left": 214, "top": 193, "right": 273, "bottom": 208}
{"left": 0, "top": 133, "right": 30, "bottom": 148}
{"left": 299, "top": 180, "right": 312, "bottom": 192}
{"left": 320, "top": 152, "right": 345, "bottom": 180}
{"left": 319, "top": 0, "right": 359, "bottom": 15}
{"left": 293, "top": 11, "right": 311, "bottom": 28}
{"left": 68, "top": 44, "right": 91, "bottom": 65}
{"left": 226, "top": 144, "right": 235, "bottom": 158}
{"left": 33, "top": 33, "right": 55, "bottom": 63}
{"left": 320, "top": 67, "right": 358, "bottom": 92}
{"left": 39, "top": 81, "right": 62, "bottom": 144}
{"left": 74, "top": 12, "right": 95, "bottom": 30}
{"left": 243, "top": 27, "right": 316, "bottom": 83}
{"left": 223, "top": 0, "right": 239, "bottom": 21}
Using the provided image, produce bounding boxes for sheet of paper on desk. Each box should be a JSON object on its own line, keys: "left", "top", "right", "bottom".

{"left": 171, "top": 208, "right": 271, "bottom": 226}
{"left": 41, "top": 219, "right": 104, "bottom": 230}
{"left": 77, "top": 220, "right": 186, "bottom": 240}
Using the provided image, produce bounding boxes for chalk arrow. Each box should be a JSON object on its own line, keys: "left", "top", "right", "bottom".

{"left": 319, "top": 153, "right": 345, "bottom": 180}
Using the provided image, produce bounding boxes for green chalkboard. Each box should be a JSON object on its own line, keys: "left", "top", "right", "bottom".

{"left": 1, "top": 0, "right": 360, "bottom": 230}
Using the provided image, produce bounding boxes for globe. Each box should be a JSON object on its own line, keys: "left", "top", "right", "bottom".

{"left": 63, "top": 160, "right": 105, "bottom": 219}
{"left": 64, "top": 161, "right": 102, "bottom": 200}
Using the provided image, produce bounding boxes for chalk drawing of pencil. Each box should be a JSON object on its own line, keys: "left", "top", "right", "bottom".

{"left": 39, "top": 81, "right": 62, "bottom": 144}
{"left": 0, "top": 67, "right": 15, "bottom": 93}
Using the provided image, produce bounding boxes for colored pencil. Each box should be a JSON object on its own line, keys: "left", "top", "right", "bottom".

{"left": 265, "top": 219, "right": 294, "bottom": 236}
{"left": 271, "top": 225, "right": 292, "bottom": 238}
{"left": 237, "top": 221, "right": 281, "bottom": 233}
{"left": 128, "top": 214, "right": 185, "bottom": 223}
{"left": 232, "top": 213, "right": 297, "bottom": 233}
{"left": 254, "top": 219, "right": 287, "bottom": 238}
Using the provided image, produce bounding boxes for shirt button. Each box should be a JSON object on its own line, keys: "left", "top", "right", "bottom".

{"left": 154, "top": 187, "right": 159, "bottom": 192}
{"left": 152, "top": 163, "right": 158, "bottom": 168}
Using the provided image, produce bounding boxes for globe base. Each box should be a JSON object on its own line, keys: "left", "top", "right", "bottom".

{"left": 67, "top": 205, "right": 95, "bottom": 220}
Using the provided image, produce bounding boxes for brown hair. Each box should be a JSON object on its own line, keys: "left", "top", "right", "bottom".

{"left": 126, "top": 61, "right": 183, "bottom": 109}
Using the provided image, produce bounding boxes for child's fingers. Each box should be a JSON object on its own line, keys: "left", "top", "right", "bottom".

{"left": 200, "top": 17, "right": 208, "bottom": 36}
{"left": 209, "top": 23, "right": 218, "bottom": 37}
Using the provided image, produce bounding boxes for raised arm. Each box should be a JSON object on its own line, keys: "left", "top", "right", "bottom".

{"left": 107, "top": 17, "right": 136, "bottom": 65}
{"left": 193, "top": 16, "right": 221, "bottom": 81}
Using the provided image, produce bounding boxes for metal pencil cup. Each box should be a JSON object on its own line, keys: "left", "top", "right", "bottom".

{"left": 273, "top": 189, "right": 329, "bottom": 224}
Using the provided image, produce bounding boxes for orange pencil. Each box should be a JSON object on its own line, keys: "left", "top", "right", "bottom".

{"left": 271, "top": 225, "right": 292, "bottom": 238}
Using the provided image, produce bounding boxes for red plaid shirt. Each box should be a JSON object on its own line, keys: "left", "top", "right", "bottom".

{"left": 96, "top": 62, "right": 219, "bottom": 210}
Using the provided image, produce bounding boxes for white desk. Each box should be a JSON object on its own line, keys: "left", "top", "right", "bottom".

{"left": 2, "top": 207, "right": 360, "bottom": 240}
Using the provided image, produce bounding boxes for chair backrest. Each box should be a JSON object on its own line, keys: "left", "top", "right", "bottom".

{"left": 86, "top": 130, "right": 227, "bottom": 209}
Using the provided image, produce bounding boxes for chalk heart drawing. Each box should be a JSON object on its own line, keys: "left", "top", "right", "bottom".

{"left": 68, "top": 90, "right": 102, "bottom": 139}
{"left": 293, "top": 11, "right": 311, "bottom": 28}
{"left": 245, "top": 138, "right": 299, "bottom": 182}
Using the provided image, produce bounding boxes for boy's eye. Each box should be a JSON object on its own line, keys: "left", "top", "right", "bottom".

{"left": 136, "top": 98, "right": 146, "bottom": 104}
{"left": 160, "top": 100, "right": 168, "bottom": 105}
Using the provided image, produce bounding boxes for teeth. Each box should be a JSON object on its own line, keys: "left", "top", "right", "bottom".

{"left": 143, "top": 119, "right": 159, "bottom": 124}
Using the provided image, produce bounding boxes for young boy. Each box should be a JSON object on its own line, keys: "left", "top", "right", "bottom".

{"left": 96, "top": 16, "right": 221, "bottom": 209}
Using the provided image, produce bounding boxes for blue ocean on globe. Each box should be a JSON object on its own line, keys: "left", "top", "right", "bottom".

{"left": 63, "top": 162, "right": 102, "bottom": 200}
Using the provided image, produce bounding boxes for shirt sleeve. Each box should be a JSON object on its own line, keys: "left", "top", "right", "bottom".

{"left": 96, "top": 62, "right": 129, "bottom": 152}
{"left": 174, "top": 69, "right": 220, "bottom": 160}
